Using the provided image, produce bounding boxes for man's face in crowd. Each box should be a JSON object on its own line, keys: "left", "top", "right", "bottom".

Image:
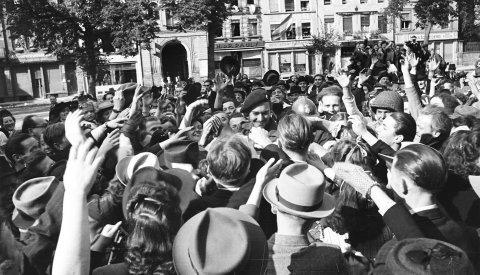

{"left": 378, "top": 76, "right": 390, "bottom": 86}
{"left": 229, "top": 116, "right": 251, "bottom": 135}
{"left": 287, "top": 93, "right": 301, "bottom": 103}
{"left": 3, "top": 116, "right": 15, "bottom": 132}
{"left": 418, "top": 80, "right": 426, "bottom": 91}
{"left": 290, "top": 75, "right": 298, "bottom": 83}
{"left": 29, "top": 116, "right": 48, "bottom": 140}
{"left": 443, "top": 83, "right": 453, "bottom": 92}
{"left": 320, "top": 95, "right": 341, "bottom": 115}
{"left": 49, "top": 95, "right": 57, "bottom": 104}
{"left": 377, "top": 115, "right": 399, "bottom": 147}
{"left": 146, "top": 121, "right": 163, "bottom": 135}
{"left": 82, "top": 103, "right": 95, "bottom": 122}
{"left": 249, "top": 102, "right": 271, "bottom": 128}
{"left": 375, "top": 109, "right": 392, "bottom": 122}
{"left": 105, "top": 94, "right": 114, "bottom": 103}
{"left": 298, "top": 81, "right": 308, "bottom": 92}
{"left": 234, "top": 92, "right": 245, "bottom": 103}
{"left": 16, "top": 137, "right": 41, "bottom": 164}
{"left": 223, "top": 101, "right": 236, "bottom": 117}
{"left": 314, "top": 76, "right": 323, "bottom": 86}
{"left": 414, "top": 114, "right": 435, "bottom": 142}
{"left": 203, "top": 81, "right": 213, "bottom": 93}
{"left": 216, "top": 112, "right": 229, "bottom": 127}
{"left": 271, "top": 89, "right": 284, "bottom": 104}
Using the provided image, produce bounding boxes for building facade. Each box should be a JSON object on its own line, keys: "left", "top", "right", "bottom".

{"left": 0, "top": 19, "right": 77, "bottom": 102}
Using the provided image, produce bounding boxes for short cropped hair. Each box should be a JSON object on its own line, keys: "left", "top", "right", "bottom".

{"left": 419, "top": 105, "right": 452, "bottom": 136}
{"left": 278, "top": 114, "right": 313, "bottom": 153}
{"left": 431, "top": 93, "right": 459, "bottom": 115}
{"left": 317, "top": 86, "right": 343, "bottom": 103}
{"left": 204, "top": 79, "right": 213, "bottom": 86}
{"left": 394, "top": 144, "right": 448, "bottom": 193}
{"left": 43, "top": 123, "right": 66, "bottom": 149}
{"left": 390, "top": 112, "right": 416, "bottom": 142}
{"left": 5, "top": 133, "right": 31, "bottom": 163}
{"left": 207, "top": 135, "right": 251, "bottom": 187}
{"left": 21, "top": 115, "right": 38, "bottom": 134}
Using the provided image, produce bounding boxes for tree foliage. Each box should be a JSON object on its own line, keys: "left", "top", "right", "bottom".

{"left": 307, "top": 33, "right": 340, "bottom": 54}
{"left": 5, "top": 0, "right": 159, "bottom": 95}
{"left": 414, "top": 0, "right": 456, "bottom": 30}
{"left": 382, "top": 0, "right": 408, "bottom": 21}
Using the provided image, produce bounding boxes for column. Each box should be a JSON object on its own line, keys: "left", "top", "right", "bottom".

{"left": 4, "top": 67, "right": 13, "bottom": 96}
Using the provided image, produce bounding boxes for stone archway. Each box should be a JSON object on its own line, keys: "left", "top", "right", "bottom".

{"left": 161, "top": 41, "right": 189, "bottom": 81}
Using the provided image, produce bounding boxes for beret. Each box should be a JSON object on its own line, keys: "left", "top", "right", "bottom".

{"left": 240, "top": 89, "right": 269, "bottom": 114}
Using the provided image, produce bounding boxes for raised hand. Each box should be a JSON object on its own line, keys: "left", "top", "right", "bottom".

{"left": 248, "top": 126, "right": 273, "bottom": 149}
{"left": 112, "top": 90, "right": 125, "bottom": 111}
{"left": 348, "top": 115, "right": 368, "bottom": 137}
{"left": 256, "top": 158, "right": 283, "bottom": 186}
{"left": 332, "top": 162, "right": 377, "bottom": 197}
{"left": 358, "top": 71, "right": 370, "bottom": 85}
{"left": 106, "top": 117, "right": 128, "bottom": 129}
{"left": 336, "top": 72, "right": 351, "bottom": 89}
{"left": 427, "top": 58, "right": 440, "bottom": 72}
{"left": 101, "top": 221, "right": 122, "bottom": 239}
{"left": 63, "top": 138, "right": 105, "bottom": 196}
{"left": 215, "top": 73, "right": 229, "bottom": 92}
{"left": 65, "top": 110, "right": 86, "bottom": 147}
{"left": 97, "top": 128, "right": 120, "bottom": 156}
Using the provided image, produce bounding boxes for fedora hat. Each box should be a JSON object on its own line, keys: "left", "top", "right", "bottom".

{"left": 12, "top": 176, "right": 60, "bottom": 229}
{"left": 115, "top": 152, "right": 161, "bottom": 186}
{"left": 220, "top": 56, "right": 241, "bottom": 77}
{"left": 121, "top": 166, "right": 197, "bottom": 218}
{"left": 95, "top": 101, "right": 113, "bottom": 113}
{"left": 173, "top": 208, "right": 268, "bottom": 275}
{"left": 162, "top": 140, "right": 199, "bottom": 169}
{"left": 263, "top": 163, "right": 334, "bottom": 218}
{"left": 263, "top": 70, "right": 280, "bottom": 86}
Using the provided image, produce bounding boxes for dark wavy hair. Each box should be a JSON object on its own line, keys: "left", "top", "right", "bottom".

{"left": 125, "top": 184, "right": 182, "bottom": 275}
{"left": 441, "top": 130, "right": 480, "bottom": 179}
{"left": 322, "top": 138, "right": 385, "bottom": 246}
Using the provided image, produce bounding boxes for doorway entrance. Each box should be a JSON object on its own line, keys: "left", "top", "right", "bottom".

{"left": 162, "top": 41, "right": 188, "bottom": 81}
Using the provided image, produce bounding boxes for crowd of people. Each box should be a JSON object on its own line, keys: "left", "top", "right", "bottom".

{"left": 1, "top": 37, "right": 480, "bottom": 275}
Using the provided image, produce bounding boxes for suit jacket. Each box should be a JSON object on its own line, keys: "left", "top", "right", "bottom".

{"left": 412, "top": 207, "right": 480, "bottom": 269}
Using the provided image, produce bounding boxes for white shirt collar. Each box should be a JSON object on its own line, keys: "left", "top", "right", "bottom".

{"left": 409, "top": 204, "right": 438, "bottom": 214}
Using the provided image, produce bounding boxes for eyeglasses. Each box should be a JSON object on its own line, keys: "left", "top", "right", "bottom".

{"left": 33, "top": 124, "right": 48, "bottom": 129}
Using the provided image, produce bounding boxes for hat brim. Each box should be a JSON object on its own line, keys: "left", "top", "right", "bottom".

{"left": 12, "top": 209, "right": 36, "bottom": 229}
{"left": 115, "top": 156, "right": 134, "bottom": 186}
{"left": 263, "top": 179, "right": 335, "bottom": 219}
{"left": 173, "top": 208, "right": 268, "bottom": 275}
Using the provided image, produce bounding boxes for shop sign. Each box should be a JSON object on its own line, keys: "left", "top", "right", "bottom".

{"left": 215, "top": 40, "right": 265, "bottom": 50}
{"left": 397, "top": 32, "right": 458, "bottom": 42}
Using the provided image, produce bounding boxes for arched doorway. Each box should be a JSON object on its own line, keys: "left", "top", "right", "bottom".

{"left": 162, "top": 41, "right": 188, "bottom": 81}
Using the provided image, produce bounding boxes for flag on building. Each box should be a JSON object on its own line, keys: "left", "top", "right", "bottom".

{"left": 271, "top": 14, "right": 293, "bottom": 41}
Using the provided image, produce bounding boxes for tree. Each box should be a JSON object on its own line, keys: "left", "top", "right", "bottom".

{"left": 306, "top": 33, "right": 339, "bottom": 54}
{"left": 382, "top": 0, "right": 408, "bottom": 43}
{"left": 161, "top": 0, "right": 231, "bottom": 80}
{"left": 414, "top": 0, "right": 456, "bottom": 45}
{"left": 457, "top": 0, "right": 479, "bottom": 40}
{"left": 6, "top": 0, "right": 159, "bottom": 97}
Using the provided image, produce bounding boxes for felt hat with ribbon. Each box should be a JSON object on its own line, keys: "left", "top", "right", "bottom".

{"left": 263, "top": 163, "right": 335, "bottom": 219}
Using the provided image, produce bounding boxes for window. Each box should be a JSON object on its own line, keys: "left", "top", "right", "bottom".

{"left": 300, "top": 0, "right": 310, "bottom": 11}
{"left": 231, "top": 20, "right": 240, "bottom": 36}
{"left": 361, "top": 15, "right": 370, "bottom": 32}
{"left": 270, "top": 0, "right": 279, "bottom": 12}
{"left": 279, "top": 53, "right": 292, "bottom": 73}
{"left": 286, "top": 23, "right": 296, "bottom": 40}
{"left": 343, "top": 16, "right": 353, "bottom": 35}
{"left": 360, "top": 0, "right": 367, "bottom": 3}
{"left": 165, "top": 10, "right": 174, "bottom": 27}
{"left": 324, "top": 16, "right": 334, "bottom": 33}
{"left": 269, "top": 53, "right": 278, "bottom": 70}
{"left": 231, "top": 0, "right": 238, "bottom": 6}
{"left": 378, "top": 15, "right": 387, "bottom": 33}
{"left": 302, "top": 23, "right": 311, "bottom": 38}
{"left": 378, "top": 0, "right": 384, "bottom": 2}
{"left": 294, "top": 52, "right": 306, "bottom": 72}
{"left": 324, "top": 0, "right": 331, "bottom": 5}
{"left": 215, "top": 25, "right": 223, "bottom": 37}
{"left": 285, "top": 0, "right": 294, "bottom": 11}
{"left": 247, "top": 0, "right": 254, "bottom": 4}
{"left": 342, "top": 0, "right": 347, "bottom": 4}
{"left": 98, "top": 63, "right": 137, "bottom": 86}
{"left": 248, "top": 19, "right": 258, "bottom": 36}
{"left": 401, "top": 12, "right": 411, "bottom": 30}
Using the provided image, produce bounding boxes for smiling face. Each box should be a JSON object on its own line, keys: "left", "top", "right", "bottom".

{"left": 377, "top": 115, "right": 399, "bottom": 147}
{"left": 271, "top": 88, "right": 284, "bottom": 103}
{"left": 222, "top": 101, "right": 236, "bottom": 117}
{"left": 187, "top": 120, "right": 203, "bottom": 142}
{"left": 414, "top": 114, "right": 434, "bottom": 142}
{"left": 2, "top": 116, "right": 15, "bottom": 131}
{"left": 320, "top": 95, "right": 341, "bottom": 115}
{"left": 248, "top": 102, "right": 271, "bottom": 128}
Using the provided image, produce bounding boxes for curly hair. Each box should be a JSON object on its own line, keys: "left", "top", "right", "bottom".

{"left": 441, "top": 130, "right": 480, "bottom": 179}
{"left": 125, "top": 184, "right": 181, "bottom": 275}
{"left": 321, "top": 139, "right": 385, "bottom": 245}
